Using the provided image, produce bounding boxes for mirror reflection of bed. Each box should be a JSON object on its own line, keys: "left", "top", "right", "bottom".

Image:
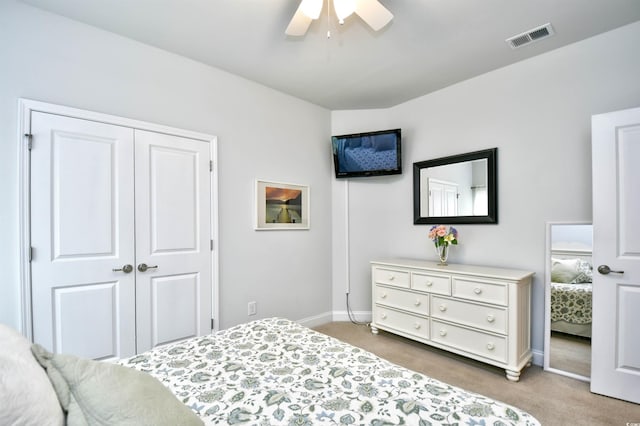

{"left": 545, "top": 223, "right": 593, "bottom": 380}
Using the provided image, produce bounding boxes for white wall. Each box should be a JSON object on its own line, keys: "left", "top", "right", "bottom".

{"left": 0, "top": 1, "right": 332, "bottom": 331}
{"left": 2, "top": 1, "right": 639, "bottom": 359}
{"left": 331, "top": 21, "right": 640, "bottom": 360}
{"left": 551, "top": 224, "right": 593, "bottom": 251}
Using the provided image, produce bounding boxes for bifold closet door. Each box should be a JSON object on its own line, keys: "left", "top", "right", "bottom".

{"left": 133, "top": 130, "right": 211, "bottom": 353}
{"left": 30, "top": 112, "right": 136, "bottom": 360}
{"left": 30, "top": 113, "right": 212, "bottom": 360}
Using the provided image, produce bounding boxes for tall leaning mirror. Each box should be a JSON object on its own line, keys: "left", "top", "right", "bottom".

{"left": 544, "top": 222, "right": 593, "bottom": 381}
{"left": 413, "top": 148, "right": 497, "bottom": 224}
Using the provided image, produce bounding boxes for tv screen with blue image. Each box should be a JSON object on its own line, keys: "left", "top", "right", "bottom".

{"left": 331, "top": 128, "right": 402, "bottom": 178}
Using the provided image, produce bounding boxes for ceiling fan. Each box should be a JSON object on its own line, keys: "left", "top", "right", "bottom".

{"left": 285, "top": 0, "right": 393, "bottom": 36}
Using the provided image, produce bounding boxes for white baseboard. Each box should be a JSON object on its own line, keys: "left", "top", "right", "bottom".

{"left": 531, "top": 349, "right": 544, "bottom": 367}
{"left": 296, "top": 311, "right": 372, "bottom": 326}
{"left": 296, "top": 311, "right": 334, "bottom": 328}
{"left": 331, "top": 310, "right": 372, "bottom": 323}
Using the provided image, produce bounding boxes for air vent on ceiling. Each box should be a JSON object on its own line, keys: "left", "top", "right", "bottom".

{"left": 506, "top": 23, "right": 554, "bottom": 49}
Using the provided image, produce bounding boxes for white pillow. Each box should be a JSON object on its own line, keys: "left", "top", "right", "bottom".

{"left": 551, "top": 258, "right": 581, "bottom": 283}
{"left": 0, "top": 324, "right": 65, "bottom": 426}
{"left": 551, "top": 257, "right": 593, "bottom": 283}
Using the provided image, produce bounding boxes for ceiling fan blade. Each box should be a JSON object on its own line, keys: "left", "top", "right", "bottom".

{"left": 285, "top": 4, "right": 314, "bottom": 36}
{"left": 354, "top": 0, "right": 393, "bottom": 31}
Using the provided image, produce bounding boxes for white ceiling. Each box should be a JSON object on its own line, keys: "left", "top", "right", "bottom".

{"left": 19, "top": 0, "right": 640, "bottom": 110}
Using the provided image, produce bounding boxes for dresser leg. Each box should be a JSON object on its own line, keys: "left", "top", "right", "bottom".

{"left": 371, "top": 326, "right": 379, "bottom": 335}
{"left": 505, "top": 369, "right": 521, "bottom": 382}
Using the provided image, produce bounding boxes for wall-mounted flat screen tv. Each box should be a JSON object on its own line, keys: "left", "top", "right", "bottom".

{"left": 331, "top": 128, "right": 402, "bottom": 178}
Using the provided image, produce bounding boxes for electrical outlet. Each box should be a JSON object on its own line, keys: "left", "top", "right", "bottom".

{"left": 248, "top": 301, "right": 257, "bottom": 316}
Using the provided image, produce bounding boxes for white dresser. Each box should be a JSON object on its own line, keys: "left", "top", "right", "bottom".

{"left": 371, "top": 258, "right": 534, "bottom": 381}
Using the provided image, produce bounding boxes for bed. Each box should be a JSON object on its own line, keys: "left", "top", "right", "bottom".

{"left": 550, "top": 252, "right": 593, "bottom": 338}
{"left": 342, "top": 145, "right": 397, "bottom": 172}
{"left": 334, "top": 134, "right": 397, "bottom": 172}
{"left": 1, "top": 318, "right": 540, "bottom": 425}
{"left": 121, "top": 317, "right": 539, "bottom": 425}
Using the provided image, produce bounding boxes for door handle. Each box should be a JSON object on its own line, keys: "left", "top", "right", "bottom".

{"left": 137, "top": 263, "right": 158, "bottom": 272}
{"left": 112, "top": 264, "right": 133, "bottom": 273}
{"left": 597, "top": 265, "right": 624, "bottom": 275}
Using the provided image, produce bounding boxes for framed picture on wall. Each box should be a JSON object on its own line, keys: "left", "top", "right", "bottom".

{"left": 255, "top": 179, "right": 310, "bottom": 230}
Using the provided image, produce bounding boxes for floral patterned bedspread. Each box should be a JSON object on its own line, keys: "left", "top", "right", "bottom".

{"left": 120, "top": 318, "right": 539, "bottom": 425}
{"left": 551, "top": 282, "right": 592, "bottom": 324}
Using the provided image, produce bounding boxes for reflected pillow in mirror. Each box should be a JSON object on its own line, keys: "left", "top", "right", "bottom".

{"left": 551, "top": 258, "right": 581, "bottom": 283}
{"left": 551, "top": 258, "right": 593, "bottom": 283}
{"left": 570, "top": 259, "right": 593, "bottom": 283}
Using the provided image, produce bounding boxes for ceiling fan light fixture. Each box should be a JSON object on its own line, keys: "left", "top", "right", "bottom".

{"left": 354, "top": 0, "right": 393, "bottom": 31}
{"left": 300, "top": 0, "right": 323, "bottom": 20}
{"left": 333, "top": 0, "right": 356, "bottom": 23}
{"left": 286, "top": 0, "right": 393, "bottom": 36}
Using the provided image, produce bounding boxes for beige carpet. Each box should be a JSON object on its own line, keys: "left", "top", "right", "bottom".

{"left": 313, "top": 321, "right": 640, "bottom": 426}
{"left": 549, "top": 331, "right": 591, "bottom": 378}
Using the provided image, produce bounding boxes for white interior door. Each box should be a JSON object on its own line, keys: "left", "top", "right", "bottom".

{"left": 591, "top": 106, "right": 640, "bottom": 403}
{"left": 428, "top": 179, "right": 458, "bottom": 217}
{"left": 443, "top": 185, "right": 458, "bottom": 216}
{"left": 134, "top": 130, "right": 212, "bottom": 353}
{"left": 30, "top": 112, "right": 136, "bottom": 360}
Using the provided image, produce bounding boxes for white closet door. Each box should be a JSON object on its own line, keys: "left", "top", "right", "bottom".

{"left": 134, "top": 130, "right": 212, "bottom": 352}
{"left": 30, "top": 112, "right": 136, "bottom": 360}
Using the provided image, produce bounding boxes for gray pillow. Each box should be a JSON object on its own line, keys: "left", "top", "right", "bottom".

{"left": 31, "top": 344, "right": 203, "bottom": 426}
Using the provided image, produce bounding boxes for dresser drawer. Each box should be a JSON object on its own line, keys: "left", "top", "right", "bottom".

{"left": 373, "top": 267, "right": 410, "bottom": 288}
{"left": 452, "top": 277, "right": 508, "bottom": 306}
{"left": 431, "top": 296, "right": 507, "bottom": 334}
{"left": 374, "top": 285, "right": 429, "bottom": 315}
{"left": 411, "top": 272, "right": 451, "bottom": 295}
{"left": 431, "top": 320, "right": 507, "bottom": 363}
{"left": 374, "top": 306, "right": 429, "bottom": 339}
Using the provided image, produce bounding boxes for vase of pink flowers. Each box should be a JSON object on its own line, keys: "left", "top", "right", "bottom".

{"left": 428, "top": 225, "right": 458, "bottom": 265}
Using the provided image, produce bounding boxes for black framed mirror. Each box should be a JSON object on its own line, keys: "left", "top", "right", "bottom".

{"left": 413, "top": 148, "right": 497, "bottom": 224}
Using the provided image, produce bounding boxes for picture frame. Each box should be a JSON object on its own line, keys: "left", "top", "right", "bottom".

{"left": 255, "top": 179, "right": 310, "bottom": 230}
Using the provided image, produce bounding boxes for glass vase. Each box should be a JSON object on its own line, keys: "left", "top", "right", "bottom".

{"left": 434, "top": 243, "right": 449, "bottom": 266}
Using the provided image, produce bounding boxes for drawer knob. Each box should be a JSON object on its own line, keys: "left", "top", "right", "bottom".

{"left": 486, "top": 343, "right": 495, "bottom": 351}
{"left": 414, "top": 300, "right": 421, "bottom": 306}
{"left": 388, "top": 275, "right": 395, "bottom": 281}
{"left": 425, "top": 280, "right": 433, "bottom": 287}
{"left": 474, "top": 287, "right": 483, "bottom": 295}
{"left": 486, "top": 314, "right": 495, "bottom": 323}
{"left": 439, "top": 329, "right": 447, "bottom": 337}
{"left": 381, "top": 293, "right": 387, "bottom": 299}
{"left": 414, "top": 323, "right": 421, "bottom": 330}
{"left": 439, "top": 304, "right": 447, "bottom": 312}
{"left": 381, "top": 313, "right": 387, "bottom": 319}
